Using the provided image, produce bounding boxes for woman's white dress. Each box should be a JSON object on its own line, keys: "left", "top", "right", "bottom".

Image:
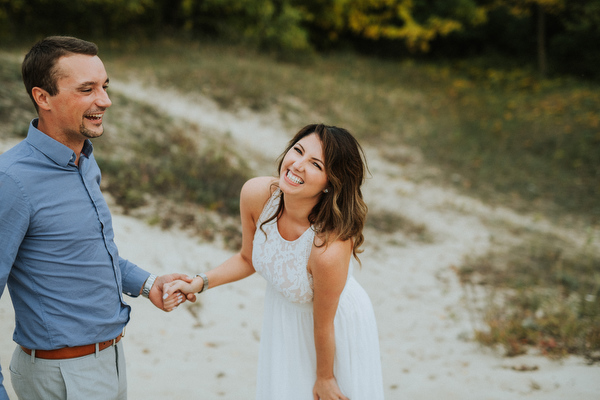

{"left": 252, "top": 189, "right": 384, "bottom": 399}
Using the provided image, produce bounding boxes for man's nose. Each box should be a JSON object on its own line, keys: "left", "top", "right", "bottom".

{"left": 97, "top": 90, "right": 112, "bottom": 108}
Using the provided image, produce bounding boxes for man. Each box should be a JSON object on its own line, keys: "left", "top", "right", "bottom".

{"left": 0, "top": 36, "right": 194, "bottom": 399}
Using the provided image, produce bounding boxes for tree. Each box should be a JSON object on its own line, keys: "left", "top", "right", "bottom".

{"left": 181, "top": 0, "right": 312, "bottom": 54}
{"left": 302, "top": 0, "right": 487, "bottom": 53}
{"left": 552, "top": 0, "right": 600, "bottom": 77}
{"left": 485, "top": 0, "right": 565, "bottom": 77}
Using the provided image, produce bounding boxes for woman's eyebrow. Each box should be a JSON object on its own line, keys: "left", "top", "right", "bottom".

{"left": 312, "top": 156, "right": 324, "bottom": 165}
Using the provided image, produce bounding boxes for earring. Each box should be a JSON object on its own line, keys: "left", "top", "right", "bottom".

{"left": 323, "top": 189, "right": 329, "bottom": 193}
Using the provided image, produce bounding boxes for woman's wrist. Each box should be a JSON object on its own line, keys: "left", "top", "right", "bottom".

{"left": 194, "top": 273, "right": 209, "bottom": 293}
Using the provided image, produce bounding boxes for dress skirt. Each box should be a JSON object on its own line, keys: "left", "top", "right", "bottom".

{"left": 255, "top": 276, "right": 385, "bottom": 399}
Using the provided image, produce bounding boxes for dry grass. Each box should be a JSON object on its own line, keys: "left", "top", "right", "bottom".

{"left": 459, "top": 231, "right": 600, "bottom": 362}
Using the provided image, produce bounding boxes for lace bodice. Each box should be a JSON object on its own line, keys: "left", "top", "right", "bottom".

{"left": 252, "top": 189, "right": 315, "bottom": 304}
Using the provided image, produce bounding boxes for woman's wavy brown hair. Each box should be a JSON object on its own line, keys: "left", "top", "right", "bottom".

{"left": 261, "top": 123, "right": 368, "bottom": 262}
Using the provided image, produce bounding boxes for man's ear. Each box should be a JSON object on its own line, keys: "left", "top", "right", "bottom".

{"left": 31, "top": 87, "right": 52, "bottom": 111}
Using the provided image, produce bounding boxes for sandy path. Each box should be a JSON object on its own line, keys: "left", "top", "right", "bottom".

{"left": 1, "top": 80, "right": 598, "bottom": 399}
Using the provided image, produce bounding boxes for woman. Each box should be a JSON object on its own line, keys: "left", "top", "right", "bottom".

{"left": 164, "top": 124, "right": 384, "bottom": 399}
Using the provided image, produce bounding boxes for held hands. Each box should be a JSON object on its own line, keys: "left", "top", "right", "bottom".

{"left": 149, "top": 273, "right": 197, "bottom": 312}
{"left": 313, "top": 377, "right": 349, "bottom": 400}
{"left": 162, "top": 277, "right": 203, "bottom": 311}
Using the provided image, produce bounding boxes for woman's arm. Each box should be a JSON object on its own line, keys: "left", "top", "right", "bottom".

{"left": 163, "top": 177, "right": 275, "bottom": 299}
{"left": 309, "top": 239, "right": 352, "bottom": 400}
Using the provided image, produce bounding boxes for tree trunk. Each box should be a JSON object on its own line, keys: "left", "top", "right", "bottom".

{"left": 537, "top": 4, "right": 547, "bottom": 78}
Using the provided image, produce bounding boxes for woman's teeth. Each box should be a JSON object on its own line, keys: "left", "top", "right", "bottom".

{"left": 287, "top": 171, "right": 303, "bottom": 184}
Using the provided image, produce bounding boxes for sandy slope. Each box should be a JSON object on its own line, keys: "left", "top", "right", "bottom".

{"left": 1, "top": 80, "right": 599, "bottom": 399}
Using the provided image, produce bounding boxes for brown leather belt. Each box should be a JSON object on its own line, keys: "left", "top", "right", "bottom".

{"left": 21, "top": 333, "right": 123, "bottom": 360}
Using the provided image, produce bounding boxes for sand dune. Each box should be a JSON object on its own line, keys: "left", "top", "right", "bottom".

{"left": 1, "top": 79, "right": 598, "bottom": 399}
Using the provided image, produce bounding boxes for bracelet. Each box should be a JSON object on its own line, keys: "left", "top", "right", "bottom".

{"left": 141, "top": 274, "right": 157, "bottom": 298}
{"left": 194, "top": 273, "right": 209, "bottom": 294}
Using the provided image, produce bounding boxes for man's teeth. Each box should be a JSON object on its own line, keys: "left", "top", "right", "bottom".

{"left": 287, "top": 171, "right": 304, "bottom": 184}
{"left": 86, "top": 114, "right": 102, "bottom": 120}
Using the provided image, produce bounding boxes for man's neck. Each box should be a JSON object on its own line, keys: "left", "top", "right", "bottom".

{"left": 37, "top": 118, "right": 85, "bottom": 166}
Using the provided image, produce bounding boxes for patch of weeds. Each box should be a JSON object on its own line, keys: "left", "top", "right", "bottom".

{"left": 366, "top": 210, "right": 433, "bottom": 243}
{"left": 127, "top": 197, "right": 242, "bottom": 251}
{"left": 459, "top": 233, "right": 600, "bottom": 361}
{"left": 0, "top": 54, "right": 36, "bottom": 139}
{"left": 379, "top": 145, "right": 424, "bottom": 166}
{"left": 95, "top": 95, "right": 251, "bottom": 216}
{"left": 101, "top": 136, "right": 248, "bottom": 213}
{"left": 220, "top": 223, "right": 243, "bottom": 251}
{"left": 87, "top": 92, "right": 248, "bottom": 247}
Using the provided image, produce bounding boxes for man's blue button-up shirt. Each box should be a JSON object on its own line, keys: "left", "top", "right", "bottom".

{"left": 0, "top": 120, "right": 149, "bottom": 353}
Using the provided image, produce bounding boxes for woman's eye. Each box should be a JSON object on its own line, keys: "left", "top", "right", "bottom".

{"left": 313, "top": 162, "right": 322, "bottom": 170}
{"left": 294, "top": 147, "right": 302, "bottom": 154}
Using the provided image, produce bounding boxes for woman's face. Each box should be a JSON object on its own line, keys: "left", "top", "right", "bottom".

{"left": 279, "top": 133, "right": 329, "bottom": 200}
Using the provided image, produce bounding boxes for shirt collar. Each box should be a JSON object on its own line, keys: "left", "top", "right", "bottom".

{"left": 26, "top": 119, "right": 94, "bottom": 166}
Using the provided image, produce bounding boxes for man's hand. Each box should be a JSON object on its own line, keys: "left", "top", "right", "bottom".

{"left": 148, "top": 273, "right": 197, "bottom": 311}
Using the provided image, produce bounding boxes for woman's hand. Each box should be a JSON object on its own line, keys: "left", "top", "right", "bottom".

{"left": 162, "top": 289, "right": 184, "bottom": 311}
{"left": 313, "top": 377, "right": 349, "bottom": 400}
{"left": 149, "top": 273, "right": 196, "bottom": 311}
{"left": 162, "top": 278, "right": 201, "bottom": 311}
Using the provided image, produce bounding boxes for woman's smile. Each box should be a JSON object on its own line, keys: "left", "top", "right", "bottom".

{"left": 285, "top": 170, "right": 304, "bottom": 185}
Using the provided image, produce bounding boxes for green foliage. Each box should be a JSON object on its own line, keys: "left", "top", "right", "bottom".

{"left": 0, "top": 0, "right": 162, "bottom": 38}
{"left": 487, "top": 0, "right": 566, "bottom": 16}
{"left": 2, "top": 0, "right": 599, "bottom": 77}
{"left": 551, "top": 1, "right": 600, "bottom": 78}
{"left": 181, "top": 0, "right": 313, "bottom": 56}
{"left": 299, "top": 0, "right": 486, "bottom": 52}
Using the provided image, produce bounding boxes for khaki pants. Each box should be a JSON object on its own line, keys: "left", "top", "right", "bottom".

{"left": 9, "top": 341, "right": 127, "bottom": 400}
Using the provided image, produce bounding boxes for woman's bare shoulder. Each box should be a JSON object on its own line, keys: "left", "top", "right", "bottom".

{"left": 241, "top": 176, "right": 277, "bottom": 198}
{"left": 241, "top": 176, "right": 278, "bottom": 215}
{"left": 310, "top": 236, "right": 352, "bottom": 273}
